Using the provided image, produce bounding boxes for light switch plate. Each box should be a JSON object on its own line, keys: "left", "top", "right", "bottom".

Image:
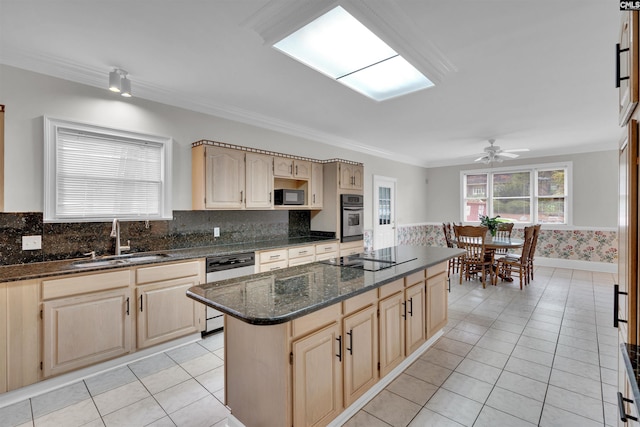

{"left": 22, "top": 235, "right": 42, "bottom": 250}
{"left": 214, "top": 227, "right": 220, "bottom": 237}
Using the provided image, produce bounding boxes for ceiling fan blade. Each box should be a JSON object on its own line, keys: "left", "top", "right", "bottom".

{"left": 497, "top": 152, "right": 519, "bottom": 159}
{"left": 503, "top": 148, "right": 530, "bottom": 153}
{"left": 474, "top": 156, "right": 487, "bottom": 162}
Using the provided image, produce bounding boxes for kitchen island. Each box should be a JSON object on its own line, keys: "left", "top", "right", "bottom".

{"left": 187, "top": 245, "right": 464, "bottom": 427}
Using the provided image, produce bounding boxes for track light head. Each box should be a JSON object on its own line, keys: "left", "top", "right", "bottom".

{"left": 108, "top": 68, "right": 132, "bottom": 97}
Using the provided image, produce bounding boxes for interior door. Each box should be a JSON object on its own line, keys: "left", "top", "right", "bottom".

{"left": 373, "top": 175, "right": 397, "bottom": 249}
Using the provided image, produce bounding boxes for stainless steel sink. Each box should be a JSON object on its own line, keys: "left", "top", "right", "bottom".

{"left": 70, "top": 253, "right": 172, "bottom": 268}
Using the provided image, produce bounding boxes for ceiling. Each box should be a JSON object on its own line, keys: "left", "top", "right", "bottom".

{"left": 0, "top": 0, "right": 622, "bottom": 167}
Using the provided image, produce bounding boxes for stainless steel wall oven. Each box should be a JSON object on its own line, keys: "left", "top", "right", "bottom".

{"left": 341, "top": 194, "right": 364, "bottom": 242}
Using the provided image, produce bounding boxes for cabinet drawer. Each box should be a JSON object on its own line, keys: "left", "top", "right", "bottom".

{"left": 426, "top": 262, "right": 447, "bottom": 279}
{"left": 315, "top": 242, "right": 339, "bottom": 255}
{"left": 405, "top": 270, "right": 425, "bottom": 287}
{"left": 292, "top": 303, "right": 341, "bottom": 338}
{"left": 288, "top": 245, "right": 315, "bottom": 259}
{"left": 315, "top": 251, "right": 338, "bottom": 262}
{"left": 136, "top": 261, "right": 201, "bottom": 284}
{"left": 378, "top": 278, "right": 404, "bottom": 299}
{"left": 42, "top": 270, "right": 130, "bottom": 300}
{"left": 288, "top": 255, "right": 315, "bottom": 267}
{"left": 343, "top": 289, "right": 377, "bottom": 315}
{"left": 259, "top": 260, "right": 288, "bottom": 272}
{"left": 258, "top": 249, "right": 288, "bottom": 264}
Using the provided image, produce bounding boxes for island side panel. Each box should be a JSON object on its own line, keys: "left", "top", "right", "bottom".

{"left": 225, "top": 316, "right": 291, "bottom": 427}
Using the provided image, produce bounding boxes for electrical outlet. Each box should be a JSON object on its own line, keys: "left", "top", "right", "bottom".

{"left": 214, "top": 227, "right": 220, "bottom": 237}
{"left": 22, "top": 235, "right": 42, "bottom": 251}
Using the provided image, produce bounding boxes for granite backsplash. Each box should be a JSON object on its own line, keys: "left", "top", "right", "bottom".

{"left": 0, "top": 210, "right": 322, "bottom": 266}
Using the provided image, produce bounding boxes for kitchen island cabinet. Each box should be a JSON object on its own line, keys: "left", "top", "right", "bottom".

{"left": 187, "top": 245, "right": 463, "bottom": 427}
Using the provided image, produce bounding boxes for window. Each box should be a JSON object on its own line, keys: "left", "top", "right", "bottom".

{"left": 44, "top": 117, "right": 172, "bottom": 222}
{"left": 461, "top": 163, "right": 570, "bottom": 225}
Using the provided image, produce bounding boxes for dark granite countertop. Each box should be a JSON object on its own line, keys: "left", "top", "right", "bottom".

{"left": 0, "top": 236, "right": 338, "bottom": 283}
{"left": 620, "top": 343, "right": 640, "bottom": 417}
{"left": 187, "top": 245, "right": 464, "bottom": 325}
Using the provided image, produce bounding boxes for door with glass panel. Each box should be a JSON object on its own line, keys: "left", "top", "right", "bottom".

{"left": 373, "top": 176, "right": 396, "bottom": 249}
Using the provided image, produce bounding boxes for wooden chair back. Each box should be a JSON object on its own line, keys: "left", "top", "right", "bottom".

{"left": 442, "top": 222, "right": 454, "bottom": 248}
{"left": 453, "top": 225, "right": 487, "bottom": 261}
{"left": 494, "top": 222, "right": 514, "bottom": 255}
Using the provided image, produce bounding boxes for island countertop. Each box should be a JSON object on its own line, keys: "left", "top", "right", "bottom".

{"left": 186, "top": 245, "right": 464, "bottom": 325}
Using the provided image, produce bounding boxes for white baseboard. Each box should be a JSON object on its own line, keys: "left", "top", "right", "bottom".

{"left": 535, "top": 257, "right": 617, "bottom": 273}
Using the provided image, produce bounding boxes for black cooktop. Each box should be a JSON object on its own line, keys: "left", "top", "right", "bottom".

{"left": 319, "top": 253, "right": 417, "bottom": 272}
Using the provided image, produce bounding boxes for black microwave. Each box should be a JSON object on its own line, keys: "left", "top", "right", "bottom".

{"left": 274, "top": 189, "right": 305, "bottom": 205}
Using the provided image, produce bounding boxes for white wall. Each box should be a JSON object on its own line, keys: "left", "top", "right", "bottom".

{"left": 0, "top": 65, "right": 429, "bottom": 228}
{"left": 424, "top": 150, "right": 618, "bottom": 227}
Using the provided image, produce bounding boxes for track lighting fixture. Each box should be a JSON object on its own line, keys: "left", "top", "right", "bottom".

{"left": 108, "top": 68, "right": 132, "bottom": 97}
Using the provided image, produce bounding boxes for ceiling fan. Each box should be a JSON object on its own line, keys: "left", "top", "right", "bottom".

{"left": 474, "top": 139, "right": 530, "bottom": 164}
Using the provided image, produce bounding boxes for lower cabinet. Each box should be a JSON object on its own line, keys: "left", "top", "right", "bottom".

{"left": 426, "top": 272, "right": 448, "bottom": 339}
{"left": 1, "top": 279, "right": 40, "bottom": 391}
{"left": 343, "top": 305, "right": 378, "bottom": 406}
{"left": 378, "top": 289, "right": 405, "bottom": 377}
{"left": 405, "top": 281, "right": 427, "bottom": 354}
{"left": 135, "top": 261, "right": 205, "bottom": 349}
{"left": 42, "top": 287, "right": 132, "bottom": 378}
{"left": 292, "top": 322, "right": 343, "bottom": 427}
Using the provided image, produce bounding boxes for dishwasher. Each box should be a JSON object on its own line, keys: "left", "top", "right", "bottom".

{"left": 204, "top": 252, "right": 255, "bottom": 336}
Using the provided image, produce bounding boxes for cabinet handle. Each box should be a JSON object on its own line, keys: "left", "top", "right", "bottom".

{"left": 269, "top": 254, "right": 280, "bottom": 259}
{"left": 295, "top": 165, "right": 298, "bottom": 175}
{"left": 269, "top": 192, "right": 271, "bottom": 203}
{"left": 126, "top": 297, "right": 130, "bottom": 316}
{"left": 614, "top": 284, "right": 628, "bottom": 327}
{"left": 290, "top": 164, "right": 293, "bottom": 174}
{"left": 346, "top": 329, "right": 353, "bottom": 355}
{"left": 617, "top": 43, "right": 631, "bottom": 88}
{"left": 336, "top": 336, "right": 342, "bottom": 361}
{"left": 408, "top": 297, "right": 414, "bottom": 317}
{"left": 618, "top": 392, "right": 638, "bottom": 422}
{"left": 401, "top": 301, "right": 406, "bottom": 318}
{"left": 313, "top": 194, "right": 316, "bottom": 204}
{"left": 140, "top": 295, "right": 143, "bottom": 312}
{"left": 299, "top": 250, "right": 307, "bottom": 255}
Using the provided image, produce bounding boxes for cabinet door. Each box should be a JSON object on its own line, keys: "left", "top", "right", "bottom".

{"left": 0, "top": 283, "right": 6, "bottom": 393}
{"left": 339, "top": 164, "right": 353, "bottom": 190}
{"left": 204, "top": 146, "right": 245, "bottom": 209}
{"left": 294, "top": 160, "right": 312, "bottom": 179}
{"left": 245, "top": 152, "right": 274, "bottom": 208}
{"left": 343, "top": 306, "right": 378, "bottom": 407}
{"left": 137, "top": 275, "right": 202, "bottom": 349}
{"left": 379, "top": 292, "right": 405, "bottom": 377}
{"left": 352, "top": 165, "right": 364, "bottom": 190}
{"left": 310, "top": 162, "right": 323, "bottom": 208}
{"left": 43, "top": 287, "right": 132, "bottom": 378}
{"left": 292, "top": 322, "right": 343, "bottom": 427}
{"left": 619, "top": 12, "right": 639, "bottom": 126}
{"left": 426, "top": 273, "right": 448, "bottom": 339}
{"left": 405, "top": 282, "right": 426, "bottom": 354}
{"left": 6, "top": 280, "right": 40, "bottom": 390}
{"left": 274, "top": 157, "right": 293, "bottom": 178}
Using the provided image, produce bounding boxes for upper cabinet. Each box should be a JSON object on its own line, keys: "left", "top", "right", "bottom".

{"left": 618, "top": 11, "right": 639, "bottom": 126}
{"left": 192, "top": 141, "right": 337, "bottom": 211}
{"left": 339, "top": 163, "right": 364, "bottom": 192}
{"left": 193, "top": 145, "right": 245, "bottom": 210}
{"left": 273, "top": 157, "right": 311, "bottom": 179}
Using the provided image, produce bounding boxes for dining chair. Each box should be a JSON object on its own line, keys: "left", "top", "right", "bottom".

{"left": 493, "top": 222, "right": 514, "bottom": 259}
{"left": 442, "top": 222, "right": 461, "bottom": 276}
{"left": 453, "top": 225, "right": 495, "bottom": 288}
{"left": 497, "top": 226, "right": 535, "bottom": 289}
{"left": 527, "top": 224, "right": 541, "bottom": 281}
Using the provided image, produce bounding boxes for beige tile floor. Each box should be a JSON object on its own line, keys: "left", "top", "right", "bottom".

{"left": 0, "top": 266, "right": 618, "bottom": 427}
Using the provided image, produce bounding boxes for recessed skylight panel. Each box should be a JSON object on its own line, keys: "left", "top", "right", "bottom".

{"left": 273, "top": 6, "right": 434, "bottom": 101}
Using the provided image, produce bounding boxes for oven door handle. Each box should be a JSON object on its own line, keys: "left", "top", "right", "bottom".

{"left": 343, "top": 207, "right": 363, "bottom": 211}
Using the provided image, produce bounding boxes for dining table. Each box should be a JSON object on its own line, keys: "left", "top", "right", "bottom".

{"left": 451, "top": 236, "right": 525, "bottom": 283}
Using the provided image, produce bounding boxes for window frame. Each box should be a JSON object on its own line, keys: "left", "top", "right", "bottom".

{"left": 460, "top": 162, "right": 572, "bottom": 226}
{"left": 44, "top": 117, "right": 173, "bottom": 223}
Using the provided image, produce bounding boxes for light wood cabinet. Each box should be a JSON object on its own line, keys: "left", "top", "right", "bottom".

{"left": 245, "top": 152, "right": 274, "bottom": 208}
{"left": 310, "top": 162, "right": 324, "bottom": 208}
{"left": 426, "top": 272, "right": 448, "bottom": 339}
{"left": 405, "top": 281, "right": 427, "bottom": 354}
{"left": 315, "top": 241, "right": 339, "bottom": 261}
{"left": 274, "top": 157, "right": 312, "bottom": 179}
{"left": 42, "top": 287, "right": 132, "bottom": 378}
{"left": 340, "top": 240, "right": 363, "bottom": 257}
{"left": 292, "top": 321, "right": 343, "bottom": 427}
{"left": 42, "top": 271, "right": 131, "bottom": 378}
{"left": 192, "top": 145, "right": 245, "bottom": 209}
{"left": 378, "top": 288, "right": 405, "bottom": 377}
{"left": 1, "top": 279, "right": 40, "bottom": 391}
{"left": 339, "top": 163, "right": 363, "bottom": 191}
{"left": 256, "top": 248, "right": 289, "bottom": 272}
{"left": 619, "top": 12, "right": 639, "bottom": 126}
{"left": 343, "top": 305, "right": 378, "bottom": 407}
{"left": 135, "top": 261, "right": 204, "bottom": 349}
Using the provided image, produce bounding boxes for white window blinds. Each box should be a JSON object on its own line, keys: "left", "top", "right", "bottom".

{"left": 44, "top": 118, "right": 172, "bottom": 222}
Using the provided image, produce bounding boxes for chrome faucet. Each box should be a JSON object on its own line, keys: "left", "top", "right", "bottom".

{"left": 110, "top": 219, "right": 131, "bottom": 256}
